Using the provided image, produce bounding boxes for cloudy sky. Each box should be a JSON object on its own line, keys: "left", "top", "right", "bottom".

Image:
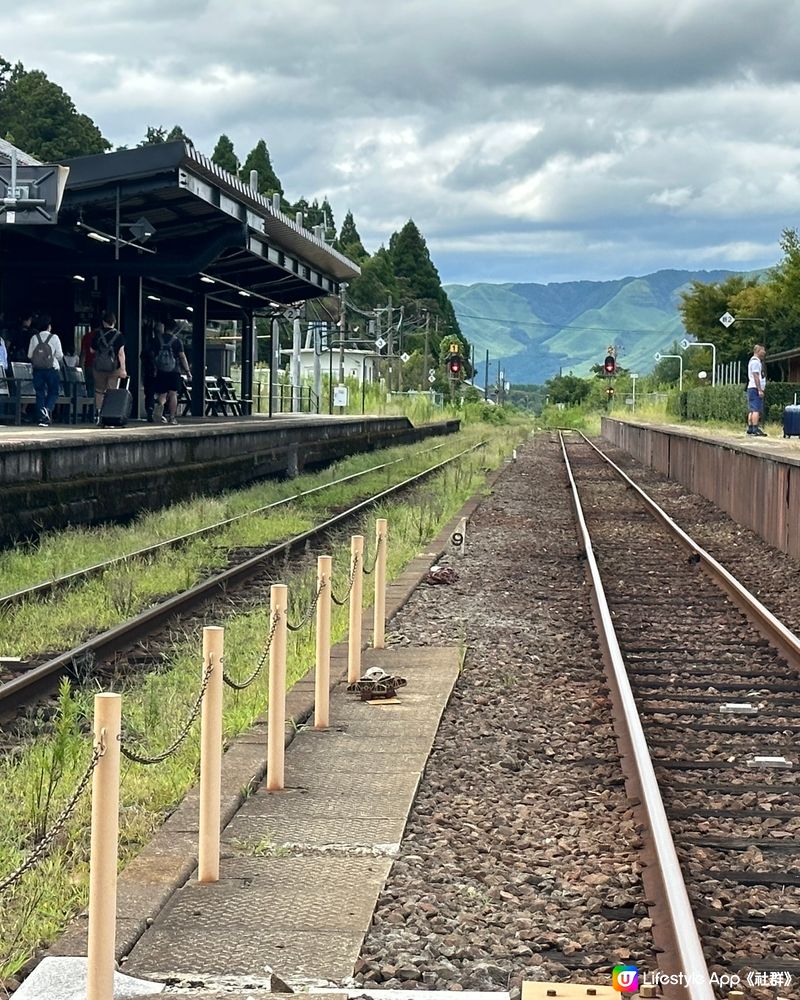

{"left": 5, "top": 0, "right": 800, "bottom": 285}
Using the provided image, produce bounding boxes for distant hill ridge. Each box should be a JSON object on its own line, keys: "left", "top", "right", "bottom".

{"left": 445, "top": 268, "right": 744, "bottom": 385}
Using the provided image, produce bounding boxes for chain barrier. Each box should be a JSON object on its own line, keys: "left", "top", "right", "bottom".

{"left": 120, "top": 658, "right": 214, "bottom": 765}
{"left": 362, "top": 534, "right": 383, "bottom": 577}
{"left": 0, "top": 739, "right": 104, "bottom": 894}
{"left": 331, "top": 552, "right": 360, "bottom": 606}
{"left": 287, "top": 579, "right": 324, "bottom": 632}
{"left": 223, "top": 611, "right": 280, "bottom": 690}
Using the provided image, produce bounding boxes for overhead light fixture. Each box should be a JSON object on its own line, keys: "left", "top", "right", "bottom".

{"left": 86, "top": 231, "right": 111, "bottom": 243}
{"left": 200, "top": 276, "right": 215, "bottom": 284}
{"left": 238, "top": 290, "right": 251, "bottom": 297}
{"left": 186, "top": 306, "right": 194, "bottom": 313}
{"left": 147, "top": 294, "right": 161, "bottom": 302}
{"left": 72, "top": 274, "right": 86, "bottom": 282}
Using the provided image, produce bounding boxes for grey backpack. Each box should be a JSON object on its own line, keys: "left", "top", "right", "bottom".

{"left": 30, "top": 332, "right": 54, "bottom": 370}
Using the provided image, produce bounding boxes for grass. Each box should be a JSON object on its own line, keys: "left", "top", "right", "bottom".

{"left": 0, "top": 417, "right": 531, "bottom": 979}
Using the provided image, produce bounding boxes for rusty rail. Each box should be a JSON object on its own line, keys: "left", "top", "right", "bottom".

{"left": 560, "top": 432, "right": 714, "bottom": 1000}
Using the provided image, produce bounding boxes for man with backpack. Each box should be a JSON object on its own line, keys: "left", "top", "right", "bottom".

{"left": 28, "top": 315, "right": 64, "bottom": 426}
{"left": 92, "top": 312, "right": 126, "bottom": 419}
{"left": 152, "top": 323, "right": 191, "bottom": 425}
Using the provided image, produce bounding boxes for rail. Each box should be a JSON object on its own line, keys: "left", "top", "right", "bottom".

{"left": 0, "top": 441, "right": 448, "bottom": 611}
{"left": 560, "top": 431, "right": 714, "bottom": 1000}
{"left": 0, "top": 440, "right": 486, "bottom": 712}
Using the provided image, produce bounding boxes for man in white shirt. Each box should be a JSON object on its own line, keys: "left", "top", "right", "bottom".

{"left": 28, "top": 315, "right": 64, "bottom": 427}
{"left": 746, "top": 344, "right": 767, "bottom": 437}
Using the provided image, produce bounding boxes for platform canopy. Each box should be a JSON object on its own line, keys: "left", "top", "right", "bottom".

{"left": 0, "top": 140, "right": 359, "bottom": 314}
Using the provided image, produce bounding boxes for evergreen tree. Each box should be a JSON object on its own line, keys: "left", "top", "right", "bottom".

{"left": 347, "top": 246, "right": 397, "bottom": 309}
{"left": 389, "top": 219, "right": 443, "bottom": 302}
{"left": 0, "top": 60, "right": 108, "bottom": 160}
{"left": 166, "top": 124, "right": 192, "bottom": 145}
{"left": 336, "top": 210, "right": 367, "bottom": 262}
{"left": 239, "top": 139, "right": 283, "bottom": 197}
{"left": 211, "top": 133, "right": 238, "bottom": 173}
{"left": 321, "top": 197, "right": 336, "bottom": 241}
{"left": 139, "top": 125, "right": 167, "bottom": 145}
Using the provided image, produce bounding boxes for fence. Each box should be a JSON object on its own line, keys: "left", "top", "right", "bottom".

{"left": 1, "top": 519, "right": 389, "bottom": 1000}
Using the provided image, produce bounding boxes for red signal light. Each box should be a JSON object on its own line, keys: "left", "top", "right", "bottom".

{"left": 448, "top": 356, "right": 462, "bottom": 375}
{"left": 604, "top": 355, "right": 616, "bottom": 375}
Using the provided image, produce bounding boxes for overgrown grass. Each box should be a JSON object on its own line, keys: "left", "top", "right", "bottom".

{"left": 0, "top": 428, "right": 506, "bottom": 659}
{"left": 0, "top": 420, "right": 529, "bottom": 978}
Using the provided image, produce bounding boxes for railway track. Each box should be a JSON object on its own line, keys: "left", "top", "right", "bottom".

{"left": 0, "top": 441, "right": 450, "bottom": 611}
{"left": 562, "top": 431, "right": 799, "bottom": 999}
{"left": 0, "top": 441, "right": 485, "bottom": 716}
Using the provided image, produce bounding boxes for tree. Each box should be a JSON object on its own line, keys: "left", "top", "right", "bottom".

{"left": 0, "top": 62, "right": 108, "bottom": 160}
{"left": 545, "top": 373, "right": 591, "bottom": 406}
{"left": 139, "top": 125, "right": 167, "bottom": 145}
{"left": 336, "top": 210, "right": 367, "bottom": 262}
{"left": 239, "top": 139, "right": 283, "bottom": 197}
{"left": 211, "top": 133, "right": 238, "bottom": 173}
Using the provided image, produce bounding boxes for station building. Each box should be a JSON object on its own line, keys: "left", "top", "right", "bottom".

{"left": 0, "top": 139, "right": 360, "bottom": 418}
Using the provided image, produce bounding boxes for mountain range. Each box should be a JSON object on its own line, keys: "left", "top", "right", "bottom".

{"left": 445, "top": 269, "right": 742, "bottom": 386}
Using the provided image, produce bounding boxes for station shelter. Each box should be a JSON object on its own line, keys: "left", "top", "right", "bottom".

{"left": 0, "top": 140, "right": 360, "bottom": 418}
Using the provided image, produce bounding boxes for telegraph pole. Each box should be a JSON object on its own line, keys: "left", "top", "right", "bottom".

{"left": 386, "top": 296, "right": 394, "bottom": 392}
{"left": 484, "top": 349, "right": 489, "bottom": 401}
{"left": 422, "top": 311, "right": 430, "bottom": 392}
{"left": 338, "top": 283, "right": 347, "bottom": 383}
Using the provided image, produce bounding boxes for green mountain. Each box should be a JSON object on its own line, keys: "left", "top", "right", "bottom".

{"left": 445, "top": 269, "right": 742, "bottom": 385}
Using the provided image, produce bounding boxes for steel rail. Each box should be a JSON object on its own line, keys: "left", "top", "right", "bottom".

{"left": 0, "top": 441, "right": 449, "bottom": 611}
{"left": 577, "top": 431, "right": 800, "bottom": 671}
{"left": 0, "top": 441, "right": 486, "bottom": 712}
{"left": 560, "top": 432, "right": 714, "bottom": 1000}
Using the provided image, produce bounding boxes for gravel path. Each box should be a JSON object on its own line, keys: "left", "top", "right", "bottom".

{"left": 354, "top": 432, "right": 656, "bottom": 993}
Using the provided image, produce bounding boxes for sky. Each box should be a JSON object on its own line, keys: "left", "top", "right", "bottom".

{"left": 4, "top": 0, "right": 800, "bottom": 286}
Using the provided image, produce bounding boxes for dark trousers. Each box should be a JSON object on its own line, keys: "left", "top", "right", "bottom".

{"left": 33, "top": 368, "right": 61, "bottom": 417}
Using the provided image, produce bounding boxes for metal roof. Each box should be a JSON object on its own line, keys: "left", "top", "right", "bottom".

{"left": 61, "top": 141, "right": 360, "bottom": 292}
{"left": 0, "top": 138, "right": 41, "bottom": 166}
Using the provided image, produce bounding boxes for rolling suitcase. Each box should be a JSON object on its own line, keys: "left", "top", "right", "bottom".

{"left": 99, "top": 378, "right": 132, "bottom": 428}
{"left": 783, "top": 392, "right": 800, "bottom": 438}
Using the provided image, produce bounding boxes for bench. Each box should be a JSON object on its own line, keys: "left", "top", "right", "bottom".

{"left": 0, "top": 363, "right": 94, "bottom": 425}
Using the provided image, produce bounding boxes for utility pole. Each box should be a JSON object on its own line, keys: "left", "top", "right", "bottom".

{"left": 422, "top": 311, "right": 430, "bottom": 392}
{"left": 338, "top": 283, "right": 347, "bottom": 384}
{"left": 386, "top": 296, "right": 393, "bottom": 393}
{"left": 484, "top": 349, "right": 489, "bottom": 401}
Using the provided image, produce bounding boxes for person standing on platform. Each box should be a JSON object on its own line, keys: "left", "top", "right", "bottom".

{"left": 141, "top": 323, "right": 161, "bottom": 422}
{"left": 80, "top": 323, "right": 99, "bottom": 400}
{"left": 28, "top": 315, "right": 63, "bottom": 426}
{"left": 92, "top": 312, "right": 126, "bottom": 419}
{"left": 11, "top": 312, "right": 33, "bottom": 363}
{"left": 153, "top": 323, "right": 191, "bottom": 425}
{"left": 746, "top": 343, "right": 767, "bottom": 437}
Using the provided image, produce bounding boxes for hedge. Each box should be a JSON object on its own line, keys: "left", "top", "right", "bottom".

{"left": 667, "top": 383, "right": 800, "bottom": 425}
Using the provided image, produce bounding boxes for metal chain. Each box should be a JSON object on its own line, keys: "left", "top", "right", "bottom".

{"left": 287, "top": 579, "right": 324, "bottom": 632}
{"left": 223, "top": 611, "right": 280, "bottom": 690}
{"left": 0, "top": 739, "right": 103, "bottom": 894}
{"left": 120, "top": 657, "right": 214, "bottom": 765}
{"left": 331, "top": 552, "right": 360, "bottom": 606}
{"left": 362, "top": 534, "right": 383, "bottom": 577}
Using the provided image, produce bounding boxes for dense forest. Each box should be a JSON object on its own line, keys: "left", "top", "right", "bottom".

{"left": 0, "top": 57, "right": 468, "bottom": 386}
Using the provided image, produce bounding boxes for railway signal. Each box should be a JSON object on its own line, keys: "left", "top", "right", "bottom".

{"left": 604, "top": 354, "right": 616, "bottom": 376}
{"left": 448, "top": 355, "right": 463, "bottom": 376}
{"left": 606, "top": 385, "right": 615, "bottom": 398}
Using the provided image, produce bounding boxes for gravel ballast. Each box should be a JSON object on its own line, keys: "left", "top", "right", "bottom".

{"left": 354, "top": 433, "right": 656, "bottom": 993}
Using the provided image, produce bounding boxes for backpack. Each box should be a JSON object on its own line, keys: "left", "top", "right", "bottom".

{"left": 94, "top": 330, "right": 118, "bottom": 373}
{"left": 155, "top": 334, "right": 177, "bottom": 374}
{"left": 30, "top": 332, "right": 54, "bottom": 370}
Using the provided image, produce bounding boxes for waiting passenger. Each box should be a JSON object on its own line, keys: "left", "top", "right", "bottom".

{"left": 152, "top": 323, "right": 191, "bottom": 425}
{"left": 28, "top": 314, "right": 64, "bottom": 426}
{"left": 10, "top": 312, "right": 33, "bottom": 363}
{"left": 141, "top": 323, "right": 161, "bottom": 422}
{"left": 92, "top": 312, "right": 127, "bottom": 419}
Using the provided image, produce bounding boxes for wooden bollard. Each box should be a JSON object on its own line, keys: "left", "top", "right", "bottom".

{"left": 86, "top": 693, "right": 121, "bottom": 1000}
{"left": 314, "top": 556, "right": 332, "bottom": 729}
{"left": 267, "top": 584, "right": 288, "bottom": 791}
{"left": 347, "top": 535, "right": 364, "bottom": 684}
{"left": 373, "top": 519, "right": 388, "bottom": 649}
{"left": 198, "top": 626, "right": 224, "bottom": 883}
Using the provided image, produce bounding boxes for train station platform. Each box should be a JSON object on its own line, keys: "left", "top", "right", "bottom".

{"left": 0, "top": 413, "right": 459, "bottom": 544}
{"left": 602, "top": 416, "right": 800, "bottom": 560}
{"left": 18, "top": 481, "right": 497, "bottom": 1000}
